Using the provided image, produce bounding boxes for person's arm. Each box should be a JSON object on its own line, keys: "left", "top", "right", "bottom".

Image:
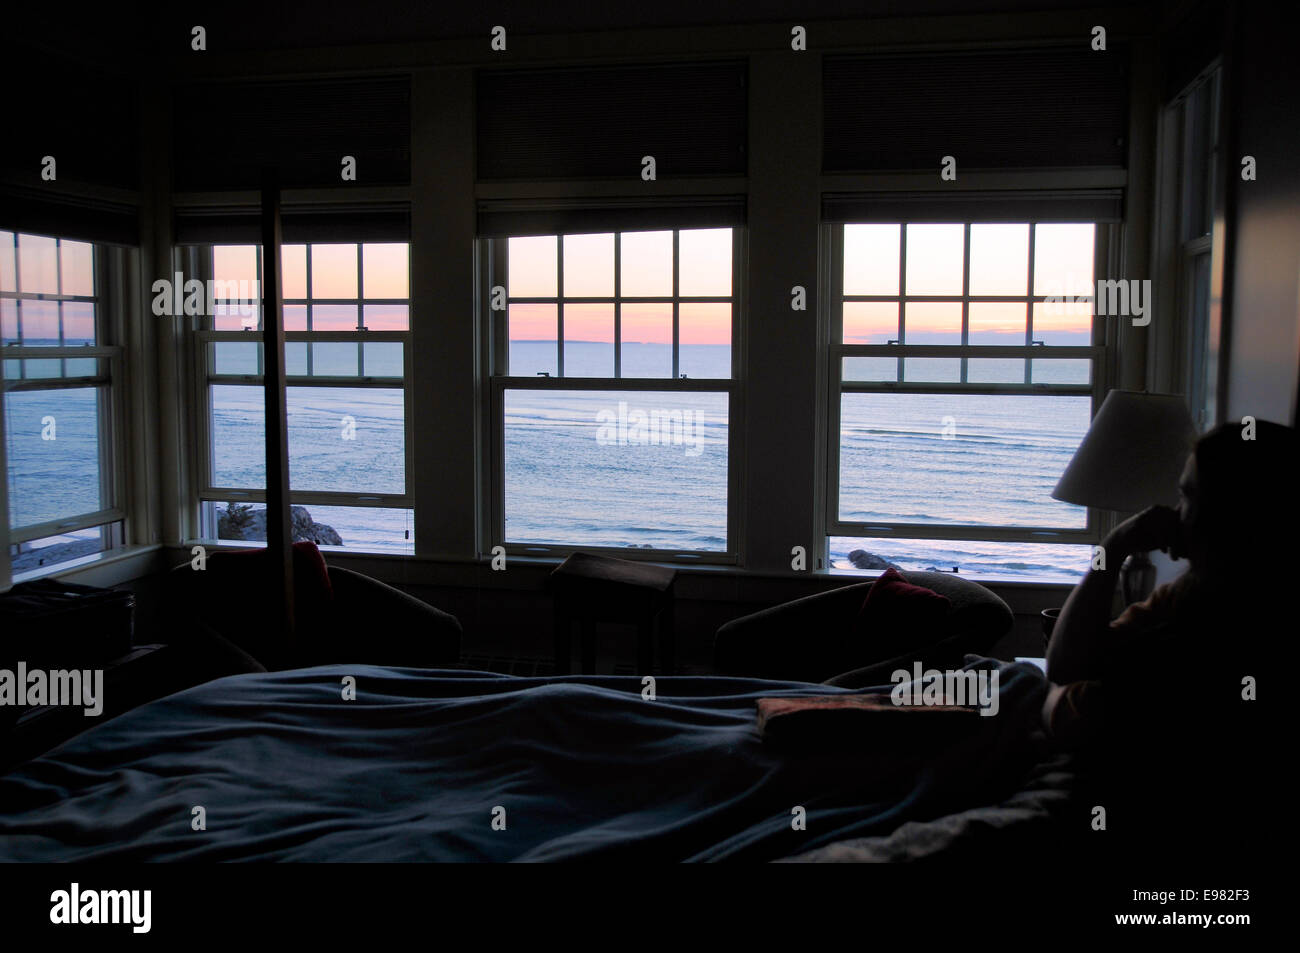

{"left": 1046, "top": 505, "right": 1180, "bottom": 684}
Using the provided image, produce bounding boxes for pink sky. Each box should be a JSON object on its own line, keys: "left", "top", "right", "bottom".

{"left": 213, "top": 243, "right": 410, "bottom": 331}
{"left": 841, "top": 223, "right": 1094, "bottom": 343}
{"left": 206, "top": 226, "right": 1092, "bottom": 345}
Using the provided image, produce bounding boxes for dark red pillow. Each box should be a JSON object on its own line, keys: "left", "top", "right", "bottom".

{"left": 853, "top": 568, "right": 951, "bottom": 662}
{"left": 290, "top": 541, "right": 334, "bottom": 604}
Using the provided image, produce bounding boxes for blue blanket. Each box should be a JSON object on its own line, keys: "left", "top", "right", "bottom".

{"left": 0, "top": 660, "right": 1048, "bottom": 861}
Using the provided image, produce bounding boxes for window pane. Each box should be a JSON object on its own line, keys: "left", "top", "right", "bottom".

{"left": 905, "top": 224, "right": 963, "bottom": 296}
{"left": 19, "top": 359, "right": 64, "bottom": 379}
{"left": 11, "top": 525, "right": 112, "bottom": 575}
{"left": 562, "top": 233, "right": 614, "bottom": 297}
{"left": 283, "top": 304, "right": 307, "bottom": 331}
{"left": 968, "top": 302, "right": 1027, "bottom": 345}
{"left": 1032, "top": 301, "right": 1092, "bottom": 346}
{"left": 678, "top": 228, "right": 732, "bottom": 296}
{"left": 829, "top": 536, "right": 1088, "bottom": 582}
{"left": 210, "top": 384, "right": 407, "bottom": 495}
{"left": 509, "top": 304, "right": 557, "bottom": 376}
{"left": 843, "top": 224, "right": 900, "bottom": 296}
{"left": 18, "top": 234, "right": 58, "bottom": 294}
{"left": 311, "top": 244, "right": 358, "bottom": 299}
{"left": 287, "top": 342, "right": 308, "bottom": 375}
{"left": 213, "top": 299, "right": 259, "bottom": 331}
{"left": 903, "top": 302, "right": 961, "bottom": 345}
{"left": 310, "top": 342, "right": 359, "bottom": 376}
{"left": 211, "top": 384, "right": 265, "bottom": 488}
{"left": 504, "top": 389, "right": 728, "bottom": 550}
{"left": 838, "top": 393, "right": 1089, "bottom": 528}
{"left": 679, "top": 303, "right": 731, "bottom": 379}
{"left": 362, "top": 243, "right": 409, "bottom": 298}
{"left": 1031, "top": 359, "right": 1091, "bottom": 385}
{"left": 968, "top": 358, "right": 1026, "bottom": 383}
{"left": 843, "top": 357, "right": 898, "bottom": 382}
{"left": 282, "top": 244, "right": 307, "bottom": 299}
{"left": 6, "top": 387, "right": 103, "bottom": 528}
{"left": 214, "top": 245, "right": 258, "bottom": 290}
{"left": 843, "top": 302, "right": 898, "bottom": 344}
{"left": 1033, "top": 224, "right": 1094, "bottom": 297}
{"left": 213, "top": 341, "right": 259, "bottom": 375}
{"left": 212, "top": 502, "right": 413, "bottom": 555}
{"left": 969, "top": 224, "right": 1028, "bottom": 296}
{"left": 903, "top": 358, "right": 961, "bottom": 382}
{"left": 563, "top": 303, "right": 614, "bottom": 377}
{"left": 59, "top": 240, "right": 95, "bottom": 297}
{"left": 0, "top": 231, "right": 15, "bottom": 291}
{"left": 310, "top": 304, "right": 359, "bottom": 331}
{"left": 620, "top": 230, "right": 673, "bottom": 297}
{"left": 18, "top": 300, "right": 58, "bottom": 344}
{"left": 2, "top": 299, "right": 17, "bottom": 343}
{"left": 620, "top": 303, "right": 672, "bottom": 377}
{"left": 362, "top": 304, "right": 409, "bottom": 331}
{"left": 362, "top": 342, "right": 403, "bottom": 377}
{"left": 63, "top": 302, "right": 95, "bottom": 345}
{"left": 509, "top": 236, "right": 557, "bottom": 297}
{"left": 287, "top": 387, "right": 405, "bottom": 494}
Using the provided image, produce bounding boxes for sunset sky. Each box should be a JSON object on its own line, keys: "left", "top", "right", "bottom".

{"left": 206, "top": 223, "right": 1094, "bottom": 346}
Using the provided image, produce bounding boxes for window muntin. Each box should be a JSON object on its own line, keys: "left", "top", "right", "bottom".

{"left": 829, "top": 221, "right": 1102, "bottom": 578}
{"left": 490, "top": 227, "right": 738, "bottom": 558}
{"left": 1, "top": 230, "right": 122, "bottom": 576}
{"left": 194, "top": 241, "right": 412, "bottom": 555}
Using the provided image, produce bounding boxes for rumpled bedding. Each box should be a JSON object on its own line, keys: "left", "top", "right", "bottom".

{"left": 0, "top": 658, "right": 1052, "bottom": 861}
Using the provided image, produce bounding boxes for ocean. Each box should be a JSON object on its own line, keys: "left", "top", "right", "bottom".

{"left": 7, "top": 340, "right": 1091, "bottom": 579}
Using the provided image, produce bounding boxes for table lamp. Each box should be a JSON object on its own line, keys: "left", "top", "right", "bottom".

{"left": 1051, "top": 389, "right": 1198, "bottom": 604}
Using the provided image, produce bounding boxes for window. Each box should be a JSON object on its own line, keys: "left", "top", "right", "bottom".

{"left": 189, "top": 242, "right": 413, "bottom": 554}
{"left": 1, "top": 231, "right": 125, "bottom": 577}
{"left": 1163, "top": 64, "right": 1222, "bottom": 429}
{"left": 484, "top": 228, "right": 739, "bottom": 558}
{"left": 827, "top": 222, "right": 1105, "bottom": 580}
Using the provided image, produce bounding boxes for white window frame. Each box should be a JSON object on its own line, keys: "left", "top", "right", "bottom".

{"left": 186, "top": 241, "right": 415, "bottom": 550}
{"left": 479, "top": 226, "right": 746, "bottom": 564}
{"left": 1, "top": 234, "right": 127, "bottom": 584}
{"left": 824, "top": 220, "right": 1111, "bottom": 551}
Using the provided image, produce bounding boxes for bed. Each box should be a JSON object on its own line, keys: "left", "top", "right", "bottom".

{"left": 0, "top": 658, "right": 1072, "bottom": 862}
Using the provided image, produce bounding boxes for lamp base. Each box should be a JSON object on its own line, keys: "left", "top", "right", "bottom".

{"left": 1120, "top": 551, "right": 1157, "bottom": 605}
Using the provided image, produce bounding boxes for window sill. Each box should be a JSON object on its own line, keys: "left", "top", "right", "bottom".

{"left": 10, "top": 543, "right": 163, "bottom": 589}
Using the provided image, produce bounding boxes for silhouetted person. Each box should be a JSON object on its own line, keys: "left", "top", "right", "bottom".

{"left": 1045, "top": 419, "right": 1295, "bottom": 862}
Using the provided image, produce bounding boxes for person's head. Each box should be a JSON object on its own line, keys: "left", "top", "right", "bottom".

{"left": 1175, "top": 419, "right": 1299, "bottom": 576}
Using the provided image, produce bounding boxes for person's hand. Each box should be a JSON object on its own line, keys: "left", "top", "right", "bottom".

{"left": 1104, "top": 505, "right": 1183, "bottom": 559}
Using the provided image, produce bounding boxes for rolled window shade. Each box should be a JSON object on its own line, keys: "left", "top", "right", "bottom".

{"left": 0, "top": 187, "right": 139, "bottom": 246}
{"left": 824, "top": 49, "right": 1129, "bottom": 172}
{"left": 6, "top": 45, "right": 140, "bottom": 191}
{"left": 173, "top": 204, "right": 410, "bottom": 245}
{"left": 476, "top": 196, "right": 746, "bottom": 237}
{"left": 476, "top": 61, "right": 747, "bottom": 180}
{"left": 172, "top": 77, "right": 410, "bottom": 191}
{"left": 822, "top": 189, "right": 1123, "bottom": 224}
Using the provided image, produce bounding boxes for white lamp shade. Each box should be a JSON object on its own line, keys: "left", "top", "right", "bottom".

{"left": 1052, "top": 390, "right": 1198, "bottom": 513}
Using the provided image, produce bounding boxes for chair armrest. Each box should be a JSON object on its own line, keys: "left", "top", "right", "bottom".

{"left": 713, "top": 583, "right": 872, "bottom": 681}
{"left": 326, "top": 567, "right": 462, "bottom": 667}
